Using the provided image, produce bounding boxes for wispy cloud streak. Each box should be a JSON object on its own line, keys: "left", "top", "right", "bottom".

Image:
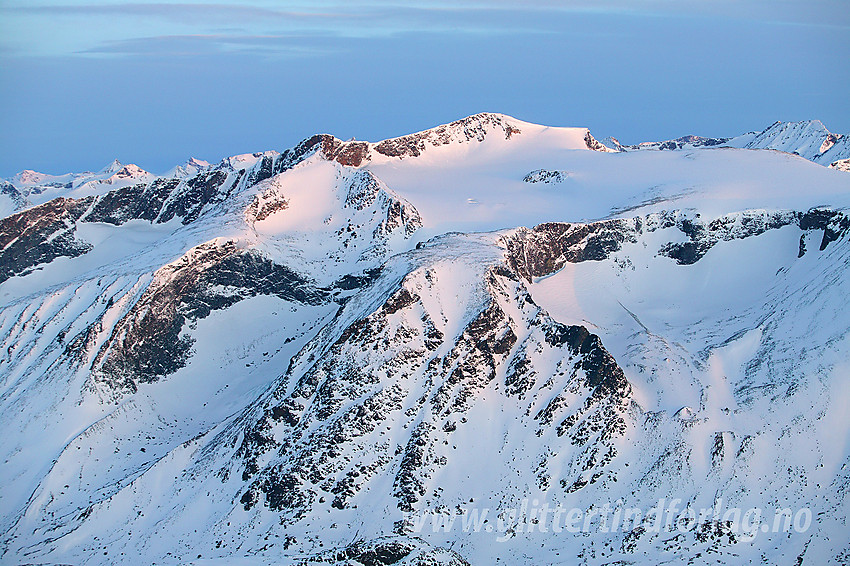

{"left": 3, "top": 1, "right": 848, "bottom": 59}
{"left": 4, "top": 3, "right": 349, "bottom": 22}
{"left": 77, "top": 33, "right": 341, "bottom": 57}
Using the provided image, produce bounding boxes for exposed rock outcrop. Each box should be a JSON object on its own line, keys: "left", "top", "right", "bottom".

{"left": 93, "top": 241, "right": 329, "bottom": 392}
{"left": 502, "top": 208, "right": 849, "bottom": 280}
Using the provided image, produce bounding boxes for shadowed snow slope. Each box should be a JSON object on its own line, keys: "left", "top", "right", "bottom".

{"left": 1, "top": 113, "right": 849, "bottom": 565}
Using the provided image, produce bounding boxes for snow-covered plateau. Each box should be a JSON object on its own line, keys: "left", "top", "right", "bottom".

{"left": 0, "top": 113, "right": 849, "bottom": 565}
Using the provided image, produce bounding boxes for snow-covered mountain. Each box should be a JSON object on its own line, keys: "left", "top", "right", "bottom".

{"left": 4, "top": 117, "right": 845, "bottom": 220}
{"left": 0, "top": 159, "right": 156, "bottom": 214}
{"left": 1, "top": 112, "right": 849, "bottom": 565}
{"left": 163, "top": 157, "right": 211, "bottom": 180}
{"left": 606, "top": 119, "right": 850, "bottom": 171}
{"left": 601, "top": 134, "right": 730, "bottom": 152}
{"left": 727, "top": 120, "right": 850, "bottom": 167}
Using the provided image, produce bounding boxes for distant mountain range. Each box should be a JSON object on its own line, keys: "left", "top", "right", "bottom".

{"left": 2, "top": 118, "right": 848, "bottom": 220}
{"left": 602, "top": 119, "right": 850, "bottom": 169}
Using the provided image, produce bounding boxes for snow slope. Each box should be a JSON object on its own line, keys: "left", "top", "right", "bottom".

{"left": 0, "top": 113, "right": 849, "bottom": 565}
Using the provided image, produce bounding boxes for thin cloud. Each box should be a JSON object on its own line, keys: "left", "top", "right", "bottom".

{"left": 7, "top": 0, "right": 850, "bottom": 29}
{"left": 4, "top": 3, "right": 350, "bottom": 22}
{"left": 3, "top": 0, "right": 847, "bottom": 61}
{"left": 77, "top": 33, "right": 340, "bottom": 58}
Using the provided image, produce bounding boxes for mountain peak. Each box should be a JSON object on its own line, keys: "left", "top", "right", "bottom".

{"left": 164, "top": 157, "right": 212, "bottom": 179}
{"left": 111, "top": 163, "right": 150, "bottom": 179}
{"left": 215, "top": 151, "right": 279, "bottom": 172}
{"left": 734, "top": 119, "right": 847, "bottom": 163}
{"left": 368, "top": 112, "right": 524, "bottom": 159}
{"left": 186, "top": 157, "right": 210, "bottom": 168}
{"left": 99, "top": 159, "right": 124, "bottom": 174}
{"left": 602, "top": 119, "right": 849, "bottom": 167}
{"left": 11, "top": 169, "right": 47, "bottom": 185}
{"left": 769, "top": 118, "right": 828, "bottom": 131}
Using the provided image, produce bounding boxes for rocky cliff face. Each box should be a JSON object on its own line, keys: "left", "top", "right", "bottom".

{"left": 501, "top": 208, "right": 849, "bottom": 281}
{"left": 0, "top": 173, "right": 235, "bottom": 283}
{"left": 234, "top": 255, "right": 631, "bottom": 522}
{"left": 0, "top": 197, "right": 95, "bottom": 283}
{"left": 371, "top": 113, "right": 524, "bottom": 159}
{"left": 0, "top": 181, "right": 27, "bottom": 215}
{"left": 92, "top": 241, "right": 330, "bottom": 393}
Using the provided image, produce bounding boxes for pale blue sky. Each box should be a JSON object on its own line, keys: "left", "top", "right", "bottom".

{"left": 1, "top": 1, "right": 848, "bottom": 176}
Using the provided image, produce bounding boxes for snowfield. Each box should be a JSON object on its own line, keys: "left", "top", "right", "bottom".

{"left": 0, "top": 113, "right": 848, "bottom": 565}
